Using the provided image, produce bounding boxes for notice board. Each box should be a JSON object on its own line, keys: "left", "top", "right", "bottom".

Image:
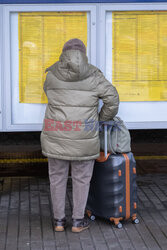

{"left": 19, "top": 12, "right": 87, "bottom": 104}
{"left": 112, "top": 11, "right": 167, "bottom": 102}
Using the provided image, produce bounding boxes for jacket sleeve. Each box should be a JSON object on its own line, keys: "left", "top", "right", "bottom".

{"left": 43, "top": 80, "right": 47, "bottom": 94}
{"left": 43, "top": 73, "right": 49, "bottom": 95}
{"left": 96, "top": 70, "right": 119, "bottom": 121}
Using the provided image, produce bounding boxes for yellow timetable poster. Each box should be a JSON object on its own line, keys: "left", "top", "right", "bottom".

{"left": 19, "top": 12, "right": 87, "bottom": 103}
{"left": 112, "top": 11, "right": 167, "bottom": 101}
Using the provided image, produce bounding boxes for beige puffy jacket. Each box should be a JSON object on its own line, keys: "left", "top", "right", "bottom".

{"left": 40, "top": 50, "right": 119, "bottom": 160}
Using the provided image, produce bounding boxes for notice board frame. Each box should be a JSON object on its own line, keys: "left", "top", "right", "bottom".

{"left": 99, "top": 3, "right": 167, "bottom": 129}
{"left": 0, "top": 6, "right": 2, "bottom": 131}
{"left": 2, "top": 4, "right": 97, "bottom": 131}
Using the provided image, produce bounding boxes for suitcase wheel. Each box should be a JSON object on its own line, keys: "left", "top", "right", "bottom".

{"left": 110, "top": 217, "right": 123, "bottom": 229}
{"left": 131, "top": 214, "right": 139, "bottom": 224}
{"left": 116, "top": 222, "right": 123, "bottom": 229}
{"left": 132, "top": 218, "right": 140, "bottom": 224}
{"left": 90, "top": 215, "right": 96, "bottom": 221}
{"left": 86, "top": 210, "right": 96, "bottom": 221}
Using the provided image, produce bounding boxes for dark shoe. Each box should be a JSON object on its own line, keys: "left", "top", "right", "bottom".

{"left": 54, "top": 218, "right": 67, "bottom": 232}
{"left": 72, "top": 217, "right": 90, "bottom": 233}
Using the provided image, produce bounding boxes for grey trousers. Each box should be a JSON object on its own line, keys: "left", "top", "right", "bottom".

{"left": 48, "top": 158, "right": 94, "bottom": 220}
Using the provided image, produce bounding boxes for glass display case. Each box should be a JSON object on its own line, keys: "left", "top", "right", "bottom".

{"left": 1, "top": 2, "right": 167, "bottom": 130}
{"left": 2, "top": 4, "right": 96, "bottom": 131}
{"left": 99, "top": 4, "right": 167, "bottom": 129}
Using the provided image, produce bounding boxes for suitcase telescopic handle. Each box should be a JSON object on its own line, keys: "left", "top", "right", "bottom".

{"left": 101, "top": 120, "right": 115, "bottom": 158}
{"left": 104, "top": 124, "right": 108, "bottom": 158}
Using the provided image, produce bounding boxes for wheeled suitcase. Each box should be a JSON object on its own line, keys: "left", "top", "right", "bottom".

{"left": 86, "top": 125, "right": 139, "bottom": 228}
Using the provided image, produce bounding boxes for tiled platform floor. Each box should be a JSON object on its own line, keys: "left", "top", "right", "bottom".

{"left": 0, "top": 174, "right": 167, "bottom": 250}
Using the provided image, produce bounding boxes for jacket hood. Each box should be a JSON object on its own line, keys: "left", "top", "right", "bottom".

{"left": 45, "top": 50, "right": 94, "bottom": 82}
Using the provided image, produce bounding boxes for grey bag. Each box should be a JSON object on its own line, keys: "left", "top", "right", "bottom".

{"left": 100, "top": 116, "right": 131, "bottom": 155}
